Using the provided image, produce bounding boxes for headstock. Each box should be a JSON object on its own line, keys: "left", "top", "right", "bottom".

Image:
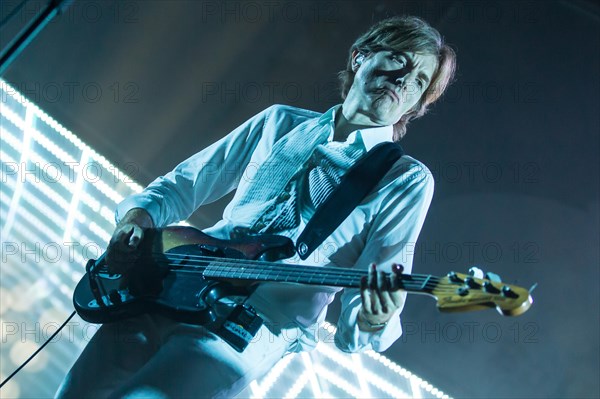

{"left": 431, "top": 268, "right": 534, "bottom": 316}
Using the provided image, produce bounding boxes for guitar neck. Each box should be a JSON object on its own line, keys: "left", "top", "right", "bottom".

{"left": 200, "top": 259, "right": 436, "bottom": 294}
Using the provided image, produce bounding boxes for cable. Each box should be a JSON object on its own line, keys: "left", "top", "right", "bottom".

{"left": 0, "top": 310, "right": 77, "bottom": 389}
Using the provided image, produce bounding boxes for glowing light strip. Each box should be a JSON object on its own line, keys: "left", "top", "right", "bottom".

{"left": 364, "top": 351, "right": 450, "bottom": 399}
{"left": 301, "top": 353, "right": 323, "bottom": 397}
{"left": 2, "top": 224, "right": 58, "bottom": 283}
{"left": 1, "top": 109, "right": 78, "bottom": 166}
{"left": 1, "top": 126, "right": 80, "bottom": 208}
{"left": 1, "top": 104, "right": 34, "bottom": 238}
{"left": 0, "top": 162, "right": 16, "bottom": 199}
{"left": 63, "top": 149, "right": 89, "bottom": 242}
{"left": 0, "top": 124, "right": 24, "bottom": 154}
{"left": 100, "top": 205, "right": 117, "bottom": 225}
{"left": 19, "top": 180, "right": 67, "bottom": 230}
{"left": 282, "top": 370, "right": 311, "bottom": 399}
{"left": 2, "top": 79, "right": 143, "bottom": 194}
{"left": 318, "top": 322, "right": 451, "bottom": 399}
{"left": 80, "top": 191, "right": 101, "bottom": 212}
{"left": 361, "top": 365, "right": 412, "bottom": 398}
{"left": 23, "top": 172, "right": 70, "bottom": 211}
{"left": 86, "top": 221, "right": 111, "bottom": 244}
{"left": 312, "top": 365, "right": 363, "bottom": 397}
{"left": 1, "top": 147, "right": 17, "bottom": 164}
{"left": 1, "top": 103, "right": 26, "bottom": 132}
{"left": 0, "top": 80, "right": 144, "bottom": 399}
{"left": 91, "top": 177, "right": 125, "bottom": 204}
{"left": 248, "top": 381, "right": 263, "bottom": 399}
{"left": 1, "top": 140, "right": 122, "bottom": 227}
{"left": 411, "top": 375, "right": 424, "bottom": 398}
{"left": 251, "top": 353, "right": 296, "bottom": 397}
{"left": 30, "top": 124, "right": 79, "bottom": 165}
{"left": 351, "top": 353, "right": 373, "bottom": 397}
{"left": 313, "top": 341, "right": 410, "bottom": 397}
{"left": 7, "top": 211, "right": 61, "bottom": 255}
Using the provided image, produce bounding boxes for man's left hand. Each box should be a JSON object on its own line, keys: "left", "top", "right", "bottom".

{"left": 358, "top": 263, "right": 405, "bottom": 331}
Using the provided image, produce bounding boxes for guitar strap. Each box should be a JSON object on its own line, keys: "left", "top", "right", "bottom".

{"left": 296, "top": 141, "right": 404, "bottom": 260}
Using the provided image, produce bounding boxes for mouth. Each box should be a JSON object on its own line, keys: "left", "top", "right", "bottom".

{"left": 380, "top": 87, "right": 399, "bottom": 102}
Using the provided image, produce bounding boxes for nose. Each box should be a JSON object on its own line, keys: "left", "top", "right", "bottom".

{"left": 395, "top": 76, "right": 406, "bottom": 88}
{"left": 392, "top": 67, "right": 410, "bottom": 89}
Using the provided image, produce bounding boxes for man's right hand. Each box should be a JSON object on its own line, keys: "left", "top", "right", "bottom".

{"left": 105, "top": 208, "right": 154, "bottom": 276}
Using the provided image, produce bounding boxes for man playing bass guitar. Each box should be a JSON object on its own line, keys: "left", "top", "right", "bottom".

{"left": 56, "top": 15, "right": 456, "bottom": 398}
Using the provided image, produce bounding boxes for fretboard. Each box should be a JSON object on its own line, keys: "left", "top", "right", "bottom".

{"left": 198, "top": 259, "right": 437, "bottom": 293}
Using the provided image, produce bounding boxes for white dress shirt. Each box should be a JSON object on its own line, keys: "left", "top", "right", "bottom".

{"left": 116, "top": 104, "right": 434, "bottom": 353}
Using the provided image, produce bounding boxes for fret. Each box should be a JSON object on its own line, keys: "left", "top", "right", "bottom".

{"left": 186, "top": 258, "right": 439, "bottom": 292}
{"left": 201, "top": 260, "right": 358, "bottom": 287}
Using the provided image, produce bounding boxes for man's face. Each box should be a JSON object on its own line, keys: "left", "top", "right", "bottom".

{"left": 348, "top": 50, "right": 438, "bottom": 126}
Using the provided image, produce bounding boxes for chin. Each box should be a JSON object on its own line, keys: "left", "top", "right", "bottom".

{"left": 370, "top": 104, "right": 402, "bottom": 125}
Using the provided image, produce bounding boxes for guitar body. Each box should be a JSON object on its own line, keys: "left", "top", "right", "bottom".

{"left": 73, "top": 226, "right": 296, "bottom": 325}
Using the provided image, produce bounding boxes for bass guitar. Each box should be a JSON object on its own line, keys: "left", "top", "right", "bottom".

{"left": 73, "top": 226, "right": 534, "bottom": 325}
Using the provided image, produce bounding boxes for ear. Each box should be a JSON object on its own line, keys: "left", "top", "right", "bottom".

{"left": 351, "top": 50, "right": 364, "bottom": 72}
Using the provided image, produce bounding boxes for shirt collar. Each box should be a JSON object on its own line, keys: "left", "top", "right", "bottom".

{"left": 318, "top": 104, "right": 395, "bottom": 151}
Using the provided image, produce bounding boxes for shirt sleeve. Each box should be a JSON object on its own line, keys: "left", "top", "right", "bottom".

{"left": 115, "top": 106, "right": 274, "bottom": 227}
{"left": 334, "top": 159, "right": 434, "bottom": 353}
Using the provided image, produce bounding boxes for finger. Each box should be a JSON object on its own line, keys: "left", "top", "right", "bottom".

{"left": 368, "top": 263, "right": 377, "bottom": 290}
{"left": 369, "top": 264, "right": 382, "bottom": 314}
{"left": 114, "top": 226, "right": 135, "bottom": 252}
{"left": 360, "top": 276, "right": 372, "bottom": 314}
{"left": 378, "top": 289, "right": 396, "bottom": 314}
{"left": 122, "top": 226, "right": 137, "bottom": 251}
{"left": 128, "top": 225, "right": 144, "bottom": 249}
{"left": 389, "top": 266, "right": 405, "bottom": 308}
{"left": 390, "top": 269, "right": 401, "bottom": 291}
{"left": 370, "top": 290, "right": 381, "bottom": 315}
{"left": 376, "top": 270, "right": 389, "bottom": 313}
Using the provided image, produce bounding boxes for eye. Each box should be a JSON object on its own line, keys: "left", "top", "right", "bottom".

{"left": 391, "top": 54, "right": 406, "bottom": 67}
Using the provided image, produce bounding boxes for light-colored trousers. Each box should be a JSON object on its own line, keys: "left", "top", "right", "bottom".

{"left": 54, "top": 313, "right": 300, "bottom": 398}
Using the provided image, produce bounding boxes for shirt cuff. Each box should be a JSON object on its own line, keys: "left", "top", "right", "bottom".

{"left": 335, "top": 303, "right": 403, "bottom": 353}
{"left": 114, "top": 194, "right": 161, "bottom": 226}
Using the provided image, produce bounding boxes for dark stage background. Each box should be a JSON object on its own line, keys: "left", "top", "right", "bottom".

{"left": 2, "top": 0, "right": 598, "bottom": 397}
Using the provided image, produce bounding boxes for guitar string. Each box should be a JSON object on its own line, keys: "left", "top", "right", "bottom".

{"left": 147, "top": 251, "right": 438, "bottom": 284}
{"left": 156, "top": 251, "right": 443, "bottom": 283}
{"left": 99, "top": 252, "right": 468, "bottom": 292}
{"left": 95, "top": 247, "right": 497, "bottom": 293}
{"left": 114, "top": 252, "right": 463, "bottom": 292}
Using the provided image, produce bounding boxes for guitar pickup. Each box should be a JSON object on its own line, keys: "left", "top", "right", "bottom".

{"left": 198, "top": 244, "right": 227, "bottom": 257}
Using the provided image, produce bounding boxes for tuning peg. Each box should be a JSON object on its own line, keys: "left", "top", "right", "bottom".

{"left": 468, "top": 267, "right": 484, "bottom": 279}
{"left": 447, "top": 271, "right": 462, "bottom": 283}
{"left": 482, "top": 281, "right": 500, "bottom": 293}
{"left": 502, "top": 285, "right": 519, "bottom": 298}
{"left": 464, "top": 276, "right": 481, "bottom": 288}
{"left": 484, "top": 272, "right": 502, "bottom": 283}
